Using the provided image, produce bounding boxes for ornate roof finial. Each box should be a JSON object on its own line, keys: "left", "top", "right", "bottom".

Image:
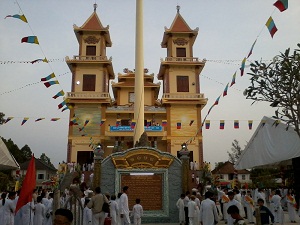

{"left": 93, "top": 3, "right": 98, "bottom": 12}
{"left": 176, "top": 5, "right": 181, "bottom": 14}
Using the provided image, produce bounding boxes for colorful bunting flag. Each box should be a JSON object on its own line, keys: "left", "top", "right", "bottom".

{"left": 44, "top": 80, "right": 59, "bottom": 88}
{"left": 247, "top": 39, "right": 257, "bottom": 58}
{"left": 58, "top": 101, "right": 66, "bottom": 109}
{"left": 189, "top": 120, "right": 194, "bottom": 126}
{"left": 131, "top": 120, "right": 136, "bottom": 129}
{"left": 223, "top": 83, "right": 229, "bottom": 97}
{"left": 214, "top": 95, "right": 221, "bottom": 106}
{"left": 84, "top": 120, "right": 89, "bottom": 126}
{"left": 147, "top": 120, "right": 151, "bottom": 127}
{"left": 234, "top": 120, "right": 239, "bottom": 129}
{"left": 240, "top": 58, "right": 246, "bottom": 76}
{"left": 52, "top": 90, "right": 65, "bottom": 99}
{"left": 51, "top": 118, "right": 60, "bottom": 121}
{"left": 116, "top": 119, "right": 121, "bottom": 127}
{"left": 4, "top": 117, "right": 14, "bottom": 124}
{"left": 5, "top": 14, "right": 27, "bottom": 23}
{"left": 100, "top": 119, "right": 106, "bottom": 126}
{"left": 21, "top": 117, "right": 29, "bottom": 126}
{"left": 41, "top": 73, "right": 56, "bottom": 82}
{"left": 35, "top": 118, "right": 45, "bottom": 122}
{"left": 31, "top": 58, "right": 48, "bottom": 64}
{"left": 61, "top": 106, "right": 69, "bottom": 112}
{"left": 79, "top": 127, "right": 85, "bottom": 132}
{"left": 248, "top": 120, "right": 253, "bottom": 130}
{"left": 273, "top": 0, "right": 288, "bottom": 12}
{"left": 162, "top": 120, "right": 167, "bottom": 127}
{"left": 207, "top": 105, "right": 214, "bottom": 115}
{"left": 21, "top": 36, "right": 39, "bottom": 44}
{"left": 266, "top": 17, "right": 278, "bottom": 38}
{"left": 220, "top": 120, "right": 225, "bottom": 129}
{"left": 205, "top": 120, "right": 210, "bottom": 129}
{"left": 230, "top": 72, "right": 237, "bottom": 87}
{"left": 177, "top": 122, "right": 181, "bottom": 129}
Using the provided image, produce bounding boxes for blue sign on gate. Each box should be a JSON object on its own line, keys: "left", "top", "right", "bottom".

{"left": 110, "top": 126, "right": 163, "bottom": 132}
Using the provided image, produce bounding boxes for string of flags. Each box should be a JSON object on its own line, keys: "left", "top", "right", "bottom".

{"left": 185, "top": 0, "right": 289, "bottom": 144}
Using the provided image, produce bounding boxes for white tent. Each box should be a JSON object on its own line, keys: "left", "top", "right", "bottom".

{"left": 0, "top": 138, "right": 19, "bottom": 170}
{"left": 235, "top": 116, "right": 300, "bottom": 170}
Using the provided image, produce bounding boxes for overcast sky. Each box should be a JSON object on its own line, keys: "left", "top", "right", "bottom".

{"left": 1, "top": 0, "right": 299, "bottom": 169}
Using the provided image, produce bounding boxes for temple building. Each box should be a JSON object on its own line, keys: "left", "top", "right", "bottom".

{"left": 65, "top": 6, "right": 207, "bottom": 168}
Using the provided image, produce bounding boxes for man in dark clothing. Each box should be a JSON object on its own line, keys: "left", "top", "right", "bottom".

{"left": 254, "top": 198, "right": 275, "bottom": 225}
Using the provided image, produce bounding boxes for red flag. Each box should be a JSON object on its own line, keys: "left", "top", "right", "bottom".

{"left": 15, "top": 155, "right": 36, "bottom": 214}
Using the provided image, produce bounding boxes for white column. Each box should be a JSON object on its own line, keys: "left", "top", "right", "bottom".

{"left": 134, "top": 0, "right": 145, "bottom": 144}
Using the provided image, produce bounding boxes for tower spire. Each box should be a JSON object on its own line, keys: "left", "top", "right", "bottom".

{"left": 93, "top": 3, "right": 98, "bottom": 12}
{"left": 176, "top": 5, "right": 180, "bottom": 13}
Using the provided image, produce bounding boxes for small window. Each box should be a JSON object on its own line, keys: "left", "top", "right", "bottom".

{"left": 86, "top": 46, "right": 96, "bottom": 56}
{"left": 83, "top": 74, "right": 96, "bottom": 91}
{"left": 37, "top": 174, "right": 44, "bottom": 180}
{"left": 129, "top": 92, "right": 135, "bottom": 103}
{"left": 177, "top": 76, "right": 189, "bottom": 92}
{"left": 121, "top": 119, "right": 130, "bottom": 126}
{"left": 242, "top": 175, "right": 246, "bottom": 180}
{"left": 176, "top": 48, "right": 186, "bottom": 57}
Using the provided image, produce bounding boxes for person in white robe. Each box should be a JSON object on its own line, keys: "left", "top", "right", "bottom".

{"left": 3, "top": 192, "right": 16, "bottom": 225}
{"left": 14, "top": 191, "right": 22, "bottom": 225}
{"left": 256, "top": 189, "right": 266, "bottom": 206}
{"left": 116, "top": 193, "right": 122, "bottom": 225}
{"left": 110, "top": 195, "right": 119, "bottom": 225}
{"left": 226, "top": 191, "right": 243, "bottom": 225}
{"left": 132, "top": 198, "right": 143, "bottom": 225}
{"left": 44, "top": 193, "right": 53, "bottom": 225}
{"left": 34, "top": 196, "right": 45, "bottom": 225}
{"left": 244, "top": 191, "right": 254, "bottom": 223}
{"left": 271, "top": 190, "right": 284, "bottom": 225}
{"left": 286, "top": 189, "right": 297, "bottom": 223}
{"left": 22, "top": 199, "right": 35, "bottom": 225}
{"left": 187, "top": 195, "right": 197, "bottom": 225}
{"left": 83, "top": 198, "right": 92, "bottom": 225}
{"left": 199, "top": 192, "right": 218, "bottom": 225}
{"left": 120, "top": 186, "right": 130, "bottom": 225}
{"left": 176, "top": 194, "right": 185, "bottom": 225}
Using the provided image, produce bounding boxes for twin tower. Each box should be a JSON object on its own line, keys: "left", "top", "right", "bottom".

{"left": 65, "top": 6, "right": 207, "bottom": 168}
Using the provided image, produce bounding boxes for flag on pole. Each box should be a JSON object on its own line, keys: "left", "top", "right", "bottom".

{"left": 266, "top": 17, "right": 278, "bottom": 38}
{"left": 15, "top": 155, "right": 36, "bottom": 214}
{"left": 240, "top": 58, "right": 246, "bottom": 76}
{"left": 273, "top": 0, "right": 288, "bottom": 12}
{"left": 205, "top": 120, "right": 210, "bottom": 129}
{"left": 247, "top": 39, "right": 257, "bottom": 58}
{"left": 52, "top": 90, "right": 65, "bottom": 99}
{"left": 230, "top": 72, "right": 237, "bottom": 87}
{"left": 21, "top": 117, "right": 29, "bottom": 126}
{"left": 131, "top": 120, "right": 136, "bottom": 129}
{"left": 234, "top": 120, "right": 239, "bottom": 129}
{"left": 177, "top": 122, "right": 181, "bottom": 129}
{"left": 5, "top": 14, "right": 27, "bottom": 23}
{"left": 223, "top": 83, "right": 229, "bottom": 97}
{"left": 21, "top": 36, "right": 39, "bottom": 44}
{"left": 220, "top": 120, "right": 225, "bottom": 129}
{"left": 248, "top": 120, "right": 253, "bottom": 130}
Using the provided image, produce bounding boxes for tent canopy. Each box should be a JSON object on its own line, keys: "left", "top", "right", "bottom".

{"left": 0, "top": 138, "right": 20, "bottom": 170}
{"left": 235, "top": 116, "right": 300, "bottom": 170}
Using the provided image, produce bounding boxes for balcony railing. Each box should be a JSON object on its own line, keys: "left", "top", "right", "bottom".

{"left": 65, "top": 55, "right": 112, "bottom": 62}
{"left": 66, "top": 92, "right": 110, "bottom": 99}
{"left": 162, "top": 93, "right": 205, "bottom": 99}
{"left": 106, "top": 105, "right": 166, "bottom": 112}
{"left": 160, "top": 57, "right": 205, "bottom": 63}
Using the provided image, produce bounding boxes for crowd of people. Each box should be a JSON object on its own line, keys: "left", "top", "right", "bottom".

{"left": 176, "top": 187, "right": 300, "bottom": 225}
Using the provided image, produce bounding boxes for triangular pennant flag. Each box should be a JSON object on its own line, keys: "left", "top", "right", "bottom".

{"left": 273, "top": 0, "right": 288, "bottom": 12}
{"left": 177, "top": 122, "right": 181, "bottom": 129}
{"left": 41, "top": 73, "right": 56, "bottom": 82}
{"left": 248, "top": 120, "right": 253, "bottom": 130}
{"left": 247, "top": 39, "right": 257, "bottom": 58}
{"left": 220, "top": 120, "right": 225, "bottom": 129}
{"left": 214, "top": 95, "right": 221, "bottom": 106}
{"left": 52, "top": 90, "right": 65, "bottom": 99}
{"left": 189, "top": 120, "right": 194, "bottom": 126}
{"left": 31, "top": 58, "right": 48, "bottom": 64}
{"left": 35, "top": 118, "right": 45, "bottom": 122}
{"left": 21, "top": 36, "right": 39, "bottom": 44}
{"left": 51, "top": 118, "right": 60, "bottom": 121}
{"left": 4, "top": 117, "right": 14, "bottom": 124}
{"left": 223, "top": 83, "right": 229, "bottom": 97}
{"left": 61, "top": 106, "right": 69, "bottom": 112}
{"left": 84, "top": 119, "right": 90, "bottom": 126}
{"left": 234, "top": 120, "right": 239, "bottom": 129}
{"left": 240, "top": 58, "right": 246, "bottom": 76}
{"left": 58, "top": 101, "right": 66, "bottom": 109}
{"left": 266, "top": 17, "right": 278, "bottom": 38}
{"left": 205, "top": 120, "right": 210, "bottom": 129}
{"left": 100, "top": 119, "right": 106, "bottom": 126}
{"left": 5, "top": 14, "right": 27, "bottom": 23}
{"left": 230, "top": 72, "right": 237, "bottom": 87}
{"left": 21, "top": 117, "right": 29, "bottom": 126}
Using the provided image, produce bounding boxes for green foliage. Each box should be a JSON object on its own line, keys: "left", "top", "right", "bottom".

{"left": 214, "top": 162, "right": 225, "bottom": 171}
{"left": 250, "top": 168, "right": 280, "bottom": 189}
{"left": 244, "top": 44, "right": 300, "bottom": 137}
{"left": 0, "top": 112, "right": 5, "bottom": 125}
{"left": 0, "top": 171, "right": 13, "bottom": 191}
{"left": 227, "top": 139, "right": 243, "bottom": 164}
{"left": 39, "top": 153, "right": 55, "bottom": 168}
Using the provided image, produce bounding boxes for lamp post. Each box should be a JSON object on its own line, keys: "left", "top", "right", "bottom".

{"left": 92, "top": 144, "right": 104, "bottom": 190}
{"left": 179, "top": 143, "right": 190, "bottom": 193}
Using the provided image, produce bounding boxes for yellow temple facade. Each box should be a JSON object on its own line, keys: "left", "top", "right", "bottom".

{"left": 65, "top": 7, "right": 207, "bottom": 168}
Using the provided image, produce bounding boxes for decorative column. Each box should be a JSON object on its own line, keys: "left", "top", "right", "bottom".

{"left": 179, "top": 143, "right": 190, "bottom": 193}
{"left": 92, "top": 144, "right": 104, "bottom": 190}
